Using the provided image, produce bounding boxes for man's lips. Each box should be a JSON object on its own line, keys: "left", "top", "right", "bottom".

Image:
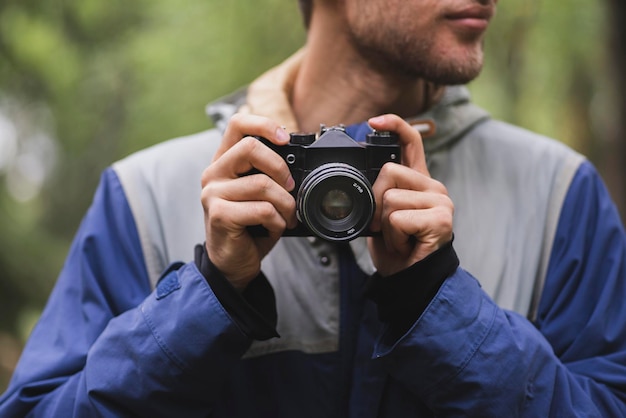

{"left": 445, "top": 5, "right": 494, "bottom": 31}
{"left": 446, "top": 5, "right": 494, "bottom": 21}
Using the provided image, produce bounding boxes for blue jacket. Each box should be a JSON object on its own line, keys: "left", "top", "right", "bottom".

{"left": 2, "top": 82, "right": 626, "bottom": 417}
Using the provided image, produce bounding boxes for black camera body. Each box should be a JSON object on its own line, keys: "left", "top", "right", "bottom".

{"left": 249, "top": 125, "right": 400, "bottom": 242}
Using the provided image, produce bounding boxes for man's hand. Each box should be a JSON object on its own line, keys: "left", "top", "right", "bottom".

{"left": 367, "top": 114, "right": 454, "bottom": 277}
{"left": 200, "top": 114, "right": 297, "bottom": 290}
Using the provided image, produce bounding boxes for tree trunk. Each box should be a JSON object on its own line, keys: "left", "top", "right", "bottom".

{"left": 605, "top": 0, "right": 626, "bottom": 222}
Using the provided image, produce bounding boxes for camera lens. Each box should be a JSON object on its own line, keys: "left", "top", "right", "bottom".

{"left": 321, "top": 189, "right": 353, "bottom": 220}
{"left": 297, "top": 163, "right": 375, "bottom": 242}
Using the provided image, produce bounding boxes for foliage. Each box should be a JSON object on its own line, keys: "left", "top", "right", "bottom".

{"left": 0, "top": 0, "right": 616, "bottom": 391}
{"left": 0, "top": 0, "right": 304, "bottom": 390}
{"left": 471, "top": 0, "right": 612, "bottom": 157}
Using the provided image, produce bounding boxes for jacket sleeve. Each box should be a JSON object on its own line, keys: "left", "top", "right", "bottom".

{"left": 0, "top": 168, "right": 253, "bottom": 417}
{"left": 374, "top": 160, "right": 626, "bottom": 416}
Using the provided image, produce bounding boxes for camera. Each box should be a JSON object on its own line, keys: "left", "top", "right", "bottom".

{"left": 247, "top": 125, "right": 401, "bottom": 242}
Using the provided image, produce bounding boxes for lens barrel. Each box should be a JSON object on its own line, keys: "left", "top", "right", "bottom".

{"left": 297, "top": 163, "right": 375, "bottom": 242}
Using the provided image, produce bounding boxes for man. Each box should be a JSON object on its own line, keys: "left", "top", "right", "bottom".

{"left": 2, "top": 0, "right": 626, "bottom": 416}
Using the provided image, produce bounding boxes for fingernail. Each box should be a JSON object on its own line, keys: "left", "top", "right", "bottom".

{"left": 285, "top": 175, "right": 295, "bottom": 191}
{"left": 276, "top": 127, "right": 290, "bottom": 142}
{"left": 369, "top": 115, "right": 386, "bottom": 124}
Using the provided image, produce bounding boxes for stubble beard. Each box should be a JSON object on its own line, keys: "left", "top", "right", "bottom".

{"left": 348, "top": 28, "right": 486, "bottom": 86}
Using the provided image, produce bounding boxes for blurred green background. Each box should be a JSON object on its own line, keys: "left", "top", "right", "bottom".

{"left": 0, "top": 0, "right": 623, "bottom": 392}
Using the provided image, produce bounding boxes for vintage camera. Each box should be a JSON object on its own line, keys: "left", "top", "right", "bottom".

{"left": 248, "top": 125, "right": 401, "bottom": 242}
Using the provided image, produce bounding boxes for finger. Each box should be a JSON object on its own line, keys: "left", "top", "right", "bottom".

{"left": 368, "top": 114, "right": 429, "bottom": 175}
{"left": 381, "top": 206, "right": 454, "bottom": 257}
{"left": 378, "top": 189, "right": 453, "bottom": 253}
{"left": 379, "top": 188, "right": 453, "bottom": 222}
{"left": 373, "top": 162, "right": 446, "bottom": 195}
{"left": 215, "top": 113, "right": 291, "bottom": 161}
{"left": 202, "top": 175, "right": 298, "bottom": 228}
{"left": 206, "top": 197, "right": 292, "bottom": 240}
{"left": 370, "top": 163, "right": 447, "bottom": 230}
{"left": 203, "top": 136, "right": 295, "bottom": 192}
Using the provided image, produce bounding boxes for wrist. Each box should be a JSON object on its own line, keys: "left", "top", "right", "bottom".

{"left": 195, "top": 244, "right": 279, "bottom": 340}
{"left": 365, "top": 239, "right": 459, "bottom": 337}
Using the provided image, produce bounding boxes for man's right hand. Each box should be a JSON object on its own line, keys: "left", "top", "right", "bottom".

{"left": 200, "top": 113, "right": 297, "bottom": 291}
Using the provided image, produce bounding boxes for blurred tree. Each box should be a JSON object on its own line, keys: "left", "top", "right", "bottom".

{"left": 0, "top": 0, "right": 305, "bottom": 390}
{"left": 470, "top": 0, "right": 622, "bottom": 222}
{"left": 605, "top": 0, "right": 626, "bottom": 220}
{"left": 0, "top": 0, "right": 149, "bottom": 389}
{"left": 471, "top": 0, "right": 610, "bottom": 153}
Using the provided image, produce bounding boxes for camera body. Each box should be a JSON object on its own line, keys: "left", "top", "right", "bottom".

{"left": 249, "top": 125, "right": 401, "bottom": 242}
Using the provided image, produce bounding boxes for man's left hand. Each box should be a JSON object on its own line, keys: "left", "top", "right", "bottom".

{"left": 367, "top": 114, "right": 454, "bottom": 277}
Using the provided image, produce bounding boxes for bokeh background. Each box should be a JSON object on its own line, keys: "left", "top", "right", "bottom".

{"left": 0, "top": 0, "right": 624, "bottom": 392}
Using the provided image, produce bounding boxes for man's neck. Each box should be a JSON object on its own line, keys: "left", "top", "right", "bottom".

{"left": 291, "top": 9, "right": 444, "bottom": 133}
